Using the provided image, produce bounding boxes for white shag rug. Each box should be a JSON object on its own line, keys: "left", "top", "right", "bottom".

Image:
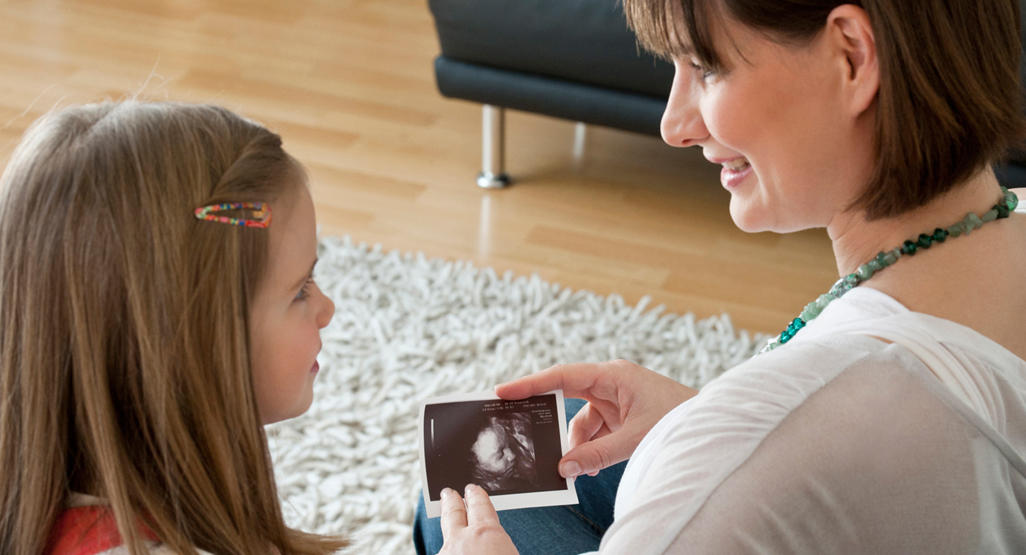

{"left": 266, "top": 236, "right": 767, "bottom": 554}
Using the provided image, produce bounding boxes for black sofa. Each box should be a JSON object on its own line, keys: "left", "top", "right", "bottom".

{"left": 428, "top": 0, "right": 1026, "bottom": 189}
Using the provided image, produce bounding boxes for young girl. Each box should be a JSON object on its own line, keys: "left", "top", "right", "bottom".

{"left": 0, "top": 102, "right": 345, "bottom": 554}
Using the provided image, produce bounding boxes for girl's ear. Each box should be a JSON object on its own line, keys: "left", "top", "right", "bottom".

{"left": 826, "top": 4, "right": 879, "bottom": 117}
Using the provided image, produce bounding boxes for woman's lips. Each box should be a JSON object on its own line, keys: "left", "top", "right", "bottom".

{"left": 705, "top": 155, "right": 754, "bottom": 190}
{"left": 720, "top": 161, "right": 753, "bottom": 190}
{"left": 311, "top": 361, "right": 320, "bottom": 374}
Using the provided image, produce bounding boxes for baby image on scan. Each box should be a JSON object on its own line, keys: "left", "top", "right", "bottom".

{"left": 469, "top": 412, "right": 539, "bottom": 491}
{"left": 420, "top": 391, "right": 576, "bottom": 514}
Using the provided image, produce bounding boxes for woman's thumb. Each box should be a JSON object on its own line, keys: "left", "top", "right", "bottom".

{"left": 558, "top": 436, "right": 627, "bottom": 478}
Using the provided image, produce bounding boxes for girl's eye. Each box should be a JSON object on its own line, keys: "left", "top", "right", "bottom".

{"left": 294, "top": 278, "right": 314, "bottom": 301}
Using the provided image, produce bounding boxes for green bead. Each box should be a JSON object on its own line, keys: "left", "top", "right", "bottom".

{"left": 902, "top": 240, "right": 917, "bottom": 255}
{"left": 947, "top": 222, "right": 964, "bottom": 237}
{"left": 856, "top": 264, "right": 874, "bottom": 280}
{"left": 982, "top": 208, "right": 998, "bottom": 223}
{"left": 932, "top": 227, "right": 948, "bottom": 242}
{"left": 997, "top": 203, "right": 1010, "bottom": 218}
{"left": 916, "top": 233, "right": 933, "bottom": 248}
{"left": 809, "top": 295, "right": 832, "bottom": 315}
{"left": 874, "top": 251, "right": 898, "bottom": 267}
{"left": 1006, "top": 189, "right": 1019, "bottom": 211}
{"left": 867, "top": 258, "right": 883, "bottom": 272}
{"left": 800, "top": 304, "right": 822, "bottom": 322}
{"left": 779, "top": 315, "right": 804, "bottom": 342}
{"left": 829, "top": 274, "right": 857, "bottom": 296}
{"left": 964, "top": 212, "right": 983, "bottom": 234}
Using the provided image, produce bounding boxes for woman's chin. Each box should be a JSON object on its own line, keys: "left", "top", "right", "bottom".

{"left": 730, "top": 208, "right": 819, "bottom": 235}
{"left": 729, "top": 202, "right": 771, "bottom": 233}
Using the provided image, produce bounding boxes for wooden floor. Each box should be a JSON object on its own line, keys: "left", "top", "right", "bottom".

{"left": 0, "top": 0, "right": 840, "bottom": 334}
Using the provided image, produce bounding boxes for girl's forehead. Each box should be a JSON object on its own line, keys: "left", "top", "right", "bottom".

{"left": 263, "top": 186, "right": 317, "bottom": 289}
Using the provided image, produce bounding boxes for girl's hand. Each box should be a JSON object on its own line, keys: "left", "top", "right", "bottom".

{"left": 496, "top": 360, "right": 698, "bottom": 478}
{"left": 439, "top": 485, "right": 518, "bottom": 555}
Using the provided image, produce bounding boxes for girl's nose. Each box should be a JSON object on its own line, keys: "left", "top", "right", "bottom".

{"left": 316, "top": 285, "right": 335, "bottom": 329}
{"left": 661, "top": 62, "right": 709, "bottom": 148}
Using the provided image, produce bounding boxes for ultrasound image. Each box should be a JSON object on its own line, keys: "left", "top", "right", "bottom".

{"left": 469, "top": 413, "right": 539, "bottom": 491}
{"left": 423, "top": 394, "right": 566, "bottom": 501}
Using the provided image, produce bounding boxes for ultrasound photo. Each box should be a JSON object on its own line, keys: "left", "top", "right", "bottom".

{"left": 470, "top": 411, "right": 538, "bottom": 489}
{"left": 420, "top": 390, "right": 578, "bottom": 516}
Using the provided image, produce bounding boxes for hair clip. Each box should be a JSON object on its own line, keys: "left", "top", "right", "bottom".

{"left": 194, "top": 202, "right": 271, "bottom": 228}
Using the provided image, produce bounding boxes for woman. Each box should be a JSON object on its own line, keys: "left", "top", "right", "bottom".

{"left": 415, "top": 0, "right": 1026, "bottom": 553}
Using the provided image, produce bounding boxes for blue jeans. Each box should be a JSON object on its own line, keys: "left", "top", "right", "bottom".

{"left": 413, "top": 398, "right": 627, "bottom": 555}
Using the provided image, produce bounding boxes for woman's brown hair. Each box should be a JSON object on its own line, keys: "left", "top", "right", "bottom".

{"left": 624, "top": 0, "right": 1025, "bottom": 219}
{"left": 0, "top": 102, "right": 345, "bottom": 554}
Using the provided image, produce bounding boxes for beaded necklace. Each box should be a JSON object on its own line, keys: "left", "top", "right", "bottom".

{"left": 760, "top": 186, "right": 1019, "bottom": 354}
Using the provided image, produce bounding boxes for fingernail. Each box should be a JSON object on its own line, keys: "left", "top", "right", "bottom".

{"left": 560, "top": 461, "right": 581, "bottom": 477}
{"left": 441, "top": 488, "right": 454, "bottom": 500}
{"left": 465, "top": 483, "right": 478, "bottom": 495}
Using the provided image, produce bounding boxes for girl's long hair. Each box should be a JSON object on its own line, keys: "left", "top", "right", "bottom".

{"left": 0, "top": 102, "right": 345, "bottom": 554}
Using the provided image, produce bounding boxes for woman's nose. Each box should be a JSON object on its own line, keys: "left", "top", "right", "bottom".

{"left": 660, "top": 62, "right": 708, "bottom": 148}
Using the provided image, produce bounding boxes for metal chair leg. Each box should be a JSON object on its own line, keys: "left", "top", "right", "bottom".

{"left": 476, "top": 104, "right": 511, "bottom": 189}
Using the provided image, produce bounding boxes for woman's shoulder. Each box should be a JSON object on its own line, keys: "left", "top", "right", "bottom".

{"left": 608, "top": 339, "right": 1014, "bottom": 552}
{"left": 696, "top": 332, "right": 891, "bottom": 408}
{"left": 648, "top": 341, "right": 1020, "bottom": 553}
{"left": 621, "top": 329, "right": 976, "bottom": 501}
{"left": 607, "top": 341, "right": 927, "bottom": 549}
{"left": 620, "top": 338, "right": 901, "bottom": 488}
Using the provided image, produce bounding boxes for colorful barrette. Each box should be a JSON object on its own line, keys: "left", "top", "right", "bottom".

{"left": 193, "top": 202, "right": 271, "bottom": 228}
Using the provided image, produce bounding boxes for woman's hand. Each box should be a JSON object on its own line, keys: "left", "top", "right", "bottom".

{"left": 439, "top": 484, "right": 518, "bottom": 555}
{"left": 496, "top": 360, "right": 698, "bottom": 478}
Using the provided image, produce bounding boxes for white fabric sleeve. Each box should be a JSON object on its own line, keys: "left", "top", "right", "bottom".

{"left": 597, "top": 341, "right": 1026, "bottom": 553}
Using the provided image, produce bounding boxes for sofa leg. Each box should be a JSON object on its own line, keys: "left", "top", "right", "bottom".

{"left": 572, "top": 122, "right": 587, "bottom": 160}
{"left": 476, "top": 104, "right": 511, "bottom": 189}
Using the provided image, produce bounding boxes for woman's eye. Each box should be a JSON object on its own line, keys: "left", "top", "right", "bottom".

{"left": 689, "top": 61, "right": 715, "bottom": 80}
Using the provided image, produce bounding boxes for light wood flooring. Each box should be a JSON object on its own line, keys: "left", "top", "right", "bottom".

{"left": 0, "top": 0, "right": 840, "bottom": 334}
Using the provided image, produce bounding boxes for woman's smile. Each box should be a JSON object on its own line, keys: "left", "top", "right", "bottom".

{"left": 708, "top": 155, "right": 754, "bottom": 189}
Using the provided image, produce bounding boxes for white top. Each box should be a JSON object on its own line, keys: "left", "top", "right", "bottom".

{"left": 589, "top": 276, "right": 1026, "bottom": 552}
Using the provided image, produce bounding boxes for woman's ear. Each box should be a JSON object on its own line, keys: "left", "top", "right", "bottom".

{"left": 826, "top": 4, "right": 879, "bottom": 116}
